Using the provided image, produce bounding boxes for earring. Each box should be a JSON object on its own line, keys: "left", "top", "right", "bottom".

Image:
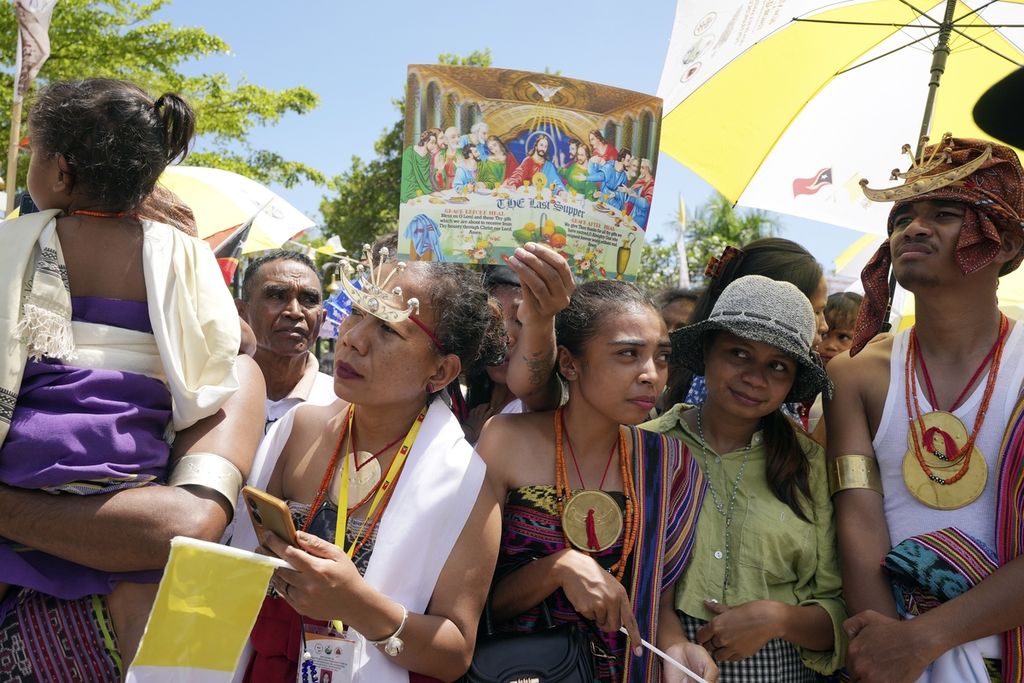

{"left": 426, "top": 383, "right": 434, "bottom": 394}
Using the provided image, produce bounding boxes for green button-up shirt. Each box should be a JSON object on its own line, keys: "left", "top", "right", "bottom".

{"left": 642, "top": 404, "right": 847, "bottom": 674}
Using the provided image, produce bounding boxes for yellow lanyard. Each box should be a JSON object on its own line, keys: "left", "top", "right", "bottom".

{"left": 335, "top": 405, "right": 427, "bottom": 559}
{"left": 328, "top": 405, "right": 426, "bottom": 633}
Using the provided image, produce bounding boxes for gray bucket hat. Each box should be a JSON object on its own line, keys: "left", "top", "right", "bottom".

{"left": 670, "top": 275, "right": 832, "bottom": 403}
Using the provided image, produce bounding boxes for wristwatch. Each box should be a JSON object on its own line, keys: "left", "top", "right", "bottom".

{"left": 367, "top": 604, "right": 409, "bottom": 657}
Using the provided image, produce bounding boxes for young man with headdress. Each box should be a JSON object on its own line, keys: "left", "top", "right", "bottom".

{"left": 826, "top": 135, "right": 1024, "bottom": 683}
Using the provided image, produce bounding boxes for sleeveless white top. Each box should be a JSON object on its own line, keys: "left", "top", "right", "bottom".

{"left": 873, "top": 324, "right": 1024, "bottom": 550}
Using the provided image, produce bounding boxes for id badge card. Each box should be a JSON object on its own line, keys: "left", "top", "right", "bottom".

{"left": 298, "top": 624, "right": 355, "bottom": 683}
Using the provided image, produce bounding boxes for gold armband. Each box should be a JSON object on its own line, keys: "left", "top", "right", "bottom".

{"left": 168, "top": 453, "right": 244, "bottom": 511}
{"left": 829, "top": 454, "right": 883, "bottom": 497}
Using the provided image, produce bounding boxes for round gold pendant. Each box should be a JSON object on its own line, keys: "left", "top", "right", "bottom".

{"left": 328, "top": 453, "right": 382, "bottom": 507}
{"left": 903, "top": 411, "right": 987, "bottom": 510}
{"left": 901, "top": 449, "right": 987, "bottom": 509}
{"left": 905, "top": 411, "right": 968, "bottom": 459}
{"left": 561, "top": 490, "right": 623, "bottom": 552}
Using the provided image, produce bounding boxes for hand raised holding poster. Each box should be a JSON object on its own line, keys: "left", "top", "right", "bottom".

{"left": 398, "top": 65, "right": 662, "bottom": 282}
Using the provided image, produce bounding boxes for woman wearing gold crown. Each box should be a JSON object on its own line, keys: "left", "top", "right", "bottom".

{"left": 232, "top": 236, "right": 506, "bottom": 683}
{"left": 477, "top": 279, "right": 717, "bottom": 683}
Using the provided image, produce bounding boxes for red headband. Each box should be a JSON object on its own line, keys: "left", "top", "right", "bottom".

{"left": 408, "top": 313, "right": 448, "bottom": 355}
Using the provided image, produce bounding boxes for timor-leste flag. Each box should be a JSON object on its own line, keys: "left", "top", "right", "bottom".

{"left": 792, "top": 168, "right": 833, "bottom": 198}
{"left": 213, "top": 217, "right": 254, "bottom": 287}
{"left": 125, "top": 537, "right": 287, "bottom": 683}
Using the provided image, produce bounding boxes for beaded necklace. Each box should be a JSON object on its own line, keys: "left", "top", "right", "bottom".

{"left": 904, "top": 314, "right": 1007, "bottom": 486}
{"left": 553, "top": 406, "right": 638, "bottom": 580}
{"left": 695, "top": 406, "right": 754, "bottom": 601}
{"left": 915, "top": 313, "right": 1007, "bottom": 413}
{"left": 301, "top": 405, "right": 410, "bottom": 534}
{"left": 69, "top": 209, "right": 140, "bottom": 219}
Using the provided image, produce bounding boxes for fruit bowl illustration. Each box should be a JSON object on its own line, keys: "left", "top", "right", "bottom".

{"left": 512, "top": 213, "right": 567, "bottom": 249}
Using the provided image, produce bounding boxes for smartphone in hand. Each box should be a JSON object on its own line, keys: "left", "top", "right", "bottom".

{"left": 242, "top": 486, "right": 298, "bottom": 545}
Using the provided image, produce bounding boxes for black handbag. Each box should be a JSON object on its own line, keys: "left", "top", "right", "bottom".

{"left": 461, "top": 598, "right": 601, "bottom": 683}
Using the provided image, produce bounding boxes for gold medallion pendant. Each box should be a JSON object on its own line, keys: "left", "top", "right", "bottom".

{"left": 561, "top": 490, "right": 623, "bottom": 552}
{"left": 903, "top": 411, "right": 987, "bottom": 510}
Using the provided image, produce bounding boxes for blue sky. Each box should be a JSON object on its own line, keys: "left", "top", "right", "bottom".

{"left": 157, "top": 0, "right": 868, "bottom": 273}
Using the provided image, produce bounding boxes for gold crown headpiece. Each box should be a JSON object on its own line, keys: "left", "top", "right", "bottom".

{"left": 860, "top": 133, "right": 992, "bottom": 203}
{"left": 338, "top": 244, "right": 420, "bottom": 322}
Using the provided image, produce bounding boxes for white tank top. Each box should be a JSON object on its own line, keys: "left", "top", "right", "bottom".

{"left": 873, "top": 323, "right": 1024, "bottom": 550}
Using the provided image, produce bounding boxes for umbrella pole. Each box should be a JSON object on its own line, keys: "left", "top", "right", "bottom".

{"left": 916, "top": 0, "right": 959, "bottom": 156}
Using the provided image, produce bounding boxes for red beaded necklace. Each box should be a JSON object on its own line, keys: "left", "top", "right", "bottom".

{"left": 70, "top": 209, "right": 140, "bottom": 219}
{"left": 563, "top": 423, "right": 618, "bottom": 491}
{"left": 350, "top": 420, "right": 405, "bottom": 473}
{"left": 905, "top": 314, "right": 1009, "bottom": 485}
{"left": 553, "top": 407, "right": 637, "bottom": 581}
{"left": 301, "top": 406, "right": 406, "bottom": 532}
{"left": 914, "top": 313, "right": 1008, "bottom": 412}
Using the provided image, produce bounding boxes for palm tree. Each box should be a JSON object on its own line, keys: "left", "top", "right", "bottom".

{"left": 674, "top": 193, "right": 779, "bottom": 284}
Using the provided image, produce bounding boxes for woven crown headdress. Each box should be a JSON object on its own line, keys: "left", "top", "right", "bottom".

{"left": 860, "top": 133, "right": 993, "bottom": 203}
{"left": 338, "top": 244, "right": 420, "bottom": 322}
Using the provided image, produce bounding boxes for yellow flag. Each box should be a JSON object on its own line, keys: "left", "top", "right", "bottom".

{"left": 126, "top": 536, "right": 285, "bottom": 682}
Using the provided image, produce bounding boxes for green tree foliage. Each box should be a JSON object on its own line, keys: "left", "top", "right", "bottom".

{"left": 678, "top": 193, "right": 779, "bottom": 284}
{"left": 0, "top": 0, "right": 322, "bottom": 191}
{"left": 635, "top": 194, "right": 779, "bottom": 294}
{"left": 320, "top": 50, "right": 492, "bottom": 250}
{"left": 635, "top": 236, "right": 680, "bottom": 295}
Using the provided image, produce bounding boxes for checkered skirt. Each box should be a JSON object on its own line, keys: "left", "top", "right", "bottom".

{"left": 681, "top": 612, "right": 819, "bottom": 683}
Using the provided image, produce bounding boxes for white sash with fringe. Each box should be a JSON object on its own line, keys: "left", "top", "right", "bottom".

{"left": 0, "top": 211, "right": 239, "bottom": 448}
{"left": 230, "top": 398, "right": 485, "bottom": 683}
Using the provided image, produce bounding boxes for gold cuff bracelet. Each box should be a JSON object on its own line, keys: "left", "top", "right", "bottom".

{"left": 168, "top": 452, "right": 244, "bottom": 511}
{"left": 829, "top": 454, "right": 883, "bottom": 497}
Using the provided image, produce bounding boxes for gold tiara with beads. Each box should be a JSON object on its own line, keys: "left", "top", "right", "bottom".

{"left": 860, "top": 133, "right": 992, "bottom": 202}
{"left": 338, "top": 244, "right": 420, "bottom": 322}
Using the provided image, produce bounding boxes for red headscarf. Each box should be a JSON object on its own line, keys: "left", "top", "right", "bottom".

{"left": 851, "top": 137, "right": 1024, "bottom": 356}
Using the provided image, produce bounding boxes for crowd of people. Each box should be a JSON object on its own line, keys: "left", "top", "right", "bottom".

{"left": 2, "top": 72, "right": 1024, "bottom": 683}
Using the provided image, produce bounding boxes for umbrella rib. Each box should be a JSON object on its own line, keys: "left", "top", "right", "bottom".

{"left": 835, "top": 31, "right": 941, "bottom": 75}
{"left": 947, "top": 25, "right": 1024, "bottom": 66}
{"left": 952, "top": 3, "right": 1023, "bottom": 30}
{"left": 896, "top": 0, "right": 941, "bottom": 26}
{"left": 792, "top": 18, "right": 934, "bottom": 27}
{"left": 953, "top": 0, "right": 996, "bottom": 24}
{"left": 948, "top": 3, "right": 1024, "bottom": 29}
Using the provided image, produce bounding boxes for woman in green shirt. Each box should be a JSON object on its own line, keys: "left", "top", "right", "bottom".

{"left": 643, "top": 274, "right": 846, "bottom": 681}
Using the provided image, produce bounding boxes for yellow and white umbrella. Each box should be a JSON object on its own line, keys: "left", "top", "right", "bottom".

{"left": 157, "top": 165, "right": 316, "bottom": 254}
{"left": 658, "top": 0, "right": 1024, "bottom": 236}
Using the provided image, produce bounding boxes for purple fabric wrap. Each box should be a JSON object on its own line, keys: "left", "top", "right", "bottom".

{"left": 0, "top": 297, "right": 169, "bottom": 599}
{"left": 71, "top": 295, "right": 153, "bottom": 333}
